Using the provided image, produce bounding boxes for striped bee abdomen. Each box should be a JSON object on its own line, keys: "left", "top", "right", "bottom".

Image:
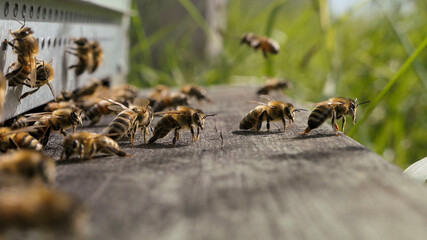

{"left": 239, "top": 109, "right": 261, "bottom": 130}
{"left": 107, "top": 110, "right": 135, "bottom": 140}
{"left": 84, "top": 101, "right": 111, "bottom": 124}
{"left": 13, "top": 132, "right": 43, "bottom": 151}
{"left": 307, "top": 105, "right": 333, "bottom": 130}
{"left": 148, "top": 115, "right": 179, "bottom": 144}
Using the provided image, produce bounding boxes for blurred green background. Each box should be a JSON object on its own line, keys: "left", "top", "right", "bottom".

{"left": 128, "top": 0, "right": 427, "bottom": 169}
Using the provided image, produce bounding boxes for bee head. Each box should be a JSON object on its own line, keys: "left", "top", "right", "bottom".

{"left": 62, "top": 137, "right": 80, "bottom": 160}
{"left": 283, "top": 104, "right": 295, "bottom": 122}
{"left": 70, "top": 108, "right": 83, "bottom": 125}
{"left": 13, "top": 27, "right": 33, "bottom": 38}
{"left": 74, "top": 38, "right": 89, "bottom": 46}
{"left": 192, "top": 111, "right": 205, "bottom": 130}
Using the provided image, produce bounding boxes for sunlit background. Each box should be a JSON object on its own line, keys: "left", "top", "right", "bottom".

{"left": 128, "top": 0, "right": 427, "bottom": 168}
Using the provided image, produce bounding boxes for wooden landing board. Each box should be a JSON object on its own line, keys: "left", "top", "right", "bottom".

{"left": 44, "top": 86, "right": 427, "bottom": 240}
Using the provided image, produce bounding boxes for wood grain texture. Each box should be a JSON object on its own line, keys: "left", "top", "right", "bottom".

{"left": 43, "top": 86, "right": 427, "bottom": 240}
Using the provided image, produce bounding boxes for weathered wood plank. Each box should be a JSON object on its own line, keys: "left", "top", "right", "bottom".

{"left": 43, "top": 86, "right": 427, "bottom": 240}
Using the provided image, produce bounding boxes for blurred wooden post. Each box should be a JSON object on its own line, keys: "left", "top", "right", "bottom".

{"left": 205, "top": 0, "right": 228, "bottom": 59}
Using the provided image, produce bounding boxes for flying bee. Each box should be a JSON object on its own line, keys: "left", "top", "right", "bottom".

{"left": 152, "top": 93, "right": 189, "bottom": 112}
{"left": 256, "top": 78, "right": 290, "bottom": 95}
{"left": 88, "top": 40, "right": 103, "bottom": 73}
{"left": 241, "top": 33, "right": 280, "bottom": 58}
{"left": 148, "top": 106, "right": 216, "bottom": 145}
{"left": 0, "top": 184, "right": 87, "bottom": 235}
{"left": 61, "top": 131, "right": 128, "bottom": 160}
{"left": 0, "top": 126, "right": 43, "bottom": 152}
{"left": 4, "top": 20, "right": 38, "bottom": 88}
{"left": 23, "top": 107, "right": 83, "bottom": 146}
{"left": 103, "top": 98, "right": 153, "bottom": 145}
{"left": 0, "top": 72, "right": 5, "bottom": 120}
{"left": 180, "top": 84, "right": 212, "bottom": 104}
{"left": 0, "top": 149, "right": 56, "bottom": 184}
{"left": 67, "top": 37, "right": 93, "bottom": 76}
{"left": 240, "top": 97, "right": 307, "bottom": 132}
{"left": 301, "top": 97, "right": 370, "bottom": 136}
{"left": 18, "top": 59, "right": 56, "bottom": 102}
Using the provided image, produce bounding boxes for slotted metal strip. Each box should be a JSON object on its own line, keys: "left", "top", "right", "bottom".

{"left": 0, "top": 0, "right": 130, "bottom": 121}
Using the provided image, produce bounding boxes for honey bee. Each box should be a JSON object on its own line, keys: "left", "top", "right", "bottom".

{"left": 4, "top": 21, "right": 38, "bottom": 89}
{"left": 0, "top": 126, "right": 43, "bottom": 152}
{"left": 83, "top": 99, "right": 114, "bottom": 126}
{"left": 18, "top": 59, "right": 56, "bottom": 102}
{"left": 180, "top": 84, "right": 212, "bottom": 103}
{"left": 301, "top": 97, "right": 370, "bottom": 135}
{"left": 148, "top": 106, "right": 215, "bottom": 145}
{"left": 152, "top": 93, "right": 189, "bottom": 112}
{"left": 88, "top": 40, "right": 103, "bottom": 73}
{"left": 0, "top": 149, "right": 56, "bottom": 184}
{"left": 240, "top": 97, "right": 306, "bottom": 132}
{"left": 103, "top": 98, "right": 153, "bottom": 145}
{"left": 0, "top": 72, "right": 5, "bottom": 120}
{"left": 67, "top": 37, "right": 93, "bottom": 76}
{"left": 23, "top": 107, "right": 83, "bottom": 146}
{"left": 241, "top": 33, "right": 280, "bottom": 58}
{"left": 149, "top": 85, "right": 170, "bottom": 106}
{"left": 61, "top": 131, "right": 127, "bottom": 160}
{"left": 0, "top": 184, "right": 87, "bottom": 235}
{"left": 256, "top": 78, "right": 290, "bottom": 95}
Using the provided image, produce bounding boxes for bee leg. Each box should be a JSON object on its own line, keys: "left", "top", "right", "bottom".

{"left": 66, "top": 50, "right": 78, "bottom": 56}
{"left": 190, "top": 126, "right": 195, "bottom": 142}
{"left": 60, "top": 150, "right": 65, "bottom": 161}
{"left": 19, "top": 88, "right": 40, "bottom": 102}
{"left": 256, "top": 111, "right": 267, "bottom": 132}
{"left": 60, "top": 129, "right": 68, "bottom": 136}
{"left": 141, "top": 127, "right": 147, "bottom": 144}
{"left": 42, "top": 126, "right": 52, "bottom": 147}
{"left": 79, "top": 144, "right": 84, "bottom": 160}
{"left": 262, "top": 49, "right": 268, "bottom": 58}
{"left": 331, "top": 111, "right": 339, "bottom": 136}
{"left": 173, "top": 128, "right": 181, "bottom": 146}
{"left": 341, "top": 117, "right": 346, "bottom": 134}
{"left": 196, "top": 127, "right": 200, "bottom": 141}
{"left": 281, "top": 116, "right": 287, "bottom": 132}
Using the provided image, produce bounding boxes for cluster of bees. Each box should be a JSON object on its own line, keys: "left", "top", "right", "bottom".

{"left": 0, "top": 20, "right": 111, "bottom": 236}
{"left": 0, "top": 71, "right": 214, "bottom": 235}
{"left": 240, "top": 33, "right": 370, "bottom": 135}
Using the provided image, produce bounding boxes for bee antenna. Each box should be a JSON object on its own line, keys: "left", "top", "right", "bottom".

{"left": 12, "top": 17, "right": 25, "bottom": 28}
{"left": 357, "top": 100, "right": 370, "bottom": 106}
{"left": 204, "top": 114, "right": 217, "bottom": 118}
{"left": 294, "top": 108, "right": 308, "bottom": 112}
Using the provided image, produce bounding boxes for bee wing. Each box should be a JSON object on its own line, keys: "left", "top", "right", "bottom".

{"left": 259, "top": 95, "right": 274, "bottom": 102}
{"left": 0, "top": 125, "right": 42, "bottom": 136}
{"left": 24, "top": 112, "right": 51, "bottom": 118}
{"left": 268, "top": 39, "right": 280, "bottom": 51}
{"left": 153, "top": 110, "right": 182, "bottom": 116}
{"left": 312, "top": 101, "right": 343, "bottom": 107}
{"left": 28, "top": 56, "right": 37, "bottom": 88}
{"left": 247, "top": 100, "right": 268, "bottom": 106}
{"left": 105, "top": 98, "right": 128, "bottom": 111}
{"left": 250, "top": 39, "right": 261, "bottom": 48}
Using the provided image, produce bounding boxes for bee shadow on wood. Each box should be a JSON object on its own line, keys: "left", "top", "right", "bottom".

{"left": 55, "top": 154, "right": 111, "bottom": 165}
{"left": 231, "top": 130, "right": 281, "bottom": 136}
{"left": 290, "top": 132, "right": 338, "bottom": 140}
{"left": 136, "top": 142, "right": 189, "bottom": 149}
{"left": 270, "top": 146, "right": 367, "bottom": 162}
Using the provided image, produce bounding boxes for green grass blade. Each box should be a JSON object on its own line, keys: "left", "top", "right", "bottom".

{"left": 264, "top": 2, "right": 285, "bottom": 76}
{"left": 178, "top": 0, "right": 211, "bottom": 36}
{"left": 349, "top": 37, "right": 427, "bottom": 136}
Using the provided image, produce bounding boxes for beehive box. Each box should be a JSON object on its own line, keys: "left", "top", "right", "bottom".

{"left": 0, "top": 0, "right": 130, "bottom": 121}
